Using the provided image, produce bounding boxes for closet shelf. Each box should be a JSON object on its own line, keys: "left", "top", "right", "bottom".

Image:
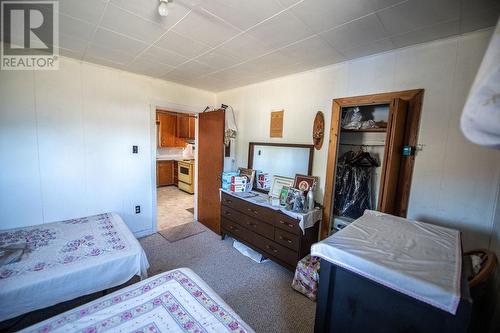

{"left": 341, "top": 127, "right": 387, "bottom": 133}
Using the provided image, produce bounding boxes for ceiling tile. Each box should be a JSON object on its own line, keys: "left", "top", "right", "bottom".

{"left": 274, "top": 0, "right": 302, "bottom": 7}
{"left": 165, "top": 60, "right": 216, "bottom": 81}
{"left": 391, "top": 20, "right": 459, "bottom": 48}
{"left": 247, "top": 11, "right": 315, "bottom": 50}
{"left": 110, "top": 0, "right": 191, "bottom": 28}
{"left": 171, "top": 8, "right": 241, "bottom": 47}
{"left": 139, "top": 46, "right": 189, "bottom": 67}
{"left": 59, "top": 14, "right": 96, "bottom": 41}
{"left": 92, "top": 28, "right": 148, "bottom": 55}
{"left": 196, "top": 51, "right": 240, "bottom": 70}
{"left": 205, "top": 66, "right": 257, "bottom": 82}
{"left": 459, "top": 1, "right": 500, "bottom": 34}
{"left": 290, "top": 0, "right": 378, "bottom": 33}
{"left": 127, "top": 58, "right": 175, "bottom": 78}
{"left": 60, "top": 47, "right": 85, "bottom": 60}
{"left": 58, "top": 0, "right": 107, "bottom": 24}
{"left": 83, "top": 55, "right": 128, "bottom": 70}
{"left": 100, "top": 4, "right": 168, "bottom": 44}
{"left": 199, "top": 0, "right": 284, "bottom": 30}
{"left": 376, "top": 0, "right": 460, "bottom": 36}
{"left": 215, "top": 33, "right": 272, "bottom": 63}
{"left": 342, "top": 38, "right": 395, "bottom": 60}
{"left": 320, "top": 14, "right": 389, "bottom": 51}
{"left": 155, "top": 31, "right": 210, "bottom": 58}
{"left": 59, "top": 34, "right": 89, "bottom": 54}
{"left": 236, "top": 51, "right": 301, "bottom": 74}
{"left": 85, "top": 43, "right": 137, "bottom": 65}
{"left": 279, "top": 36, "right": 345, "bottom": 67}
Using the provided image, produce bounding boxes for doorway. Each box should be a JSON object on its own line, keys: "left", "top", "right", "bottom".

{"left": 321, "top": 90, "right": 424, "bottom": 239}
{"left": 156, "top": 109, "right": 196, "bottom": 231}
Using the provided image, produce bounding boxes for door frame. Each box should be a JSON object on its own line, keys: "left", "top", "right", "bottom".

{"left": 149, "top": 101, "right": 201, "bottom": 234}
{"left": 320, "top": 89, "right": 424, "bottom": 239}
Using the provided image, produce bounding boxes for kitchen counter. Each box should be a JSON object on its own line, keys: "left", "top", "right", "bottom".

{"left": 156, "top": 156, "right": 194, "bottom": 162}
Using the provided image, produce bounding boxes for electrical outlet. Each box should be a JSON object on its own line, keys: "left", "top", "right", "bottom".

{"left": 135, "top": 205, "right": 140, "bottom": 214}
{"left": 132, "top": 145, "right": 138, "bottom": 154}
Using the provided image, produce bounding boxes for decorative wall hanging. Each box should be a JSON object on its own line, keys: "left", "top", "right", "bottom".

{"left": 313, "top": 111, "right": 325, "bottom": 150}
{"left": 270, "top": 110, "right": 284, "bottom": 138}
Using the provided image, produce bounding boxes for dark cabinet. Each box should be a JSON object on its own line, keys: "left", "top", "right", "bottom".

{"left": 220, "top": 192, "right": 319, "bottom": 270}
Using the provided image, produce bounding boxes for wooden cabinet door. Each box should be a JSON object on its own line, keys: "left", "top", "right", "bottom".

{"left": 188, "top": 116, "right": 195, "bottom": 139}
{"left": 198, "top": 110, "right": 225, "bottom": 234}
{"left": 378, "top": 98, "right": 408, "bottom": 213}
{"left": 157, "top": 161, "right": 174, "bottom": 186}
{"left": 177, "top": 115, "right": 190, "bottom": 138}
{"left": 158, "top": 113, "right": 177, "bottom": 147}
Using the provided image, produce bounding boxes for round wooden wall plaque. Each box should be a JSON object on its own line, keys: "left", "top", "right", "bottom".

{"left": 313, "top": 111, "right": 325, "bottom": 150}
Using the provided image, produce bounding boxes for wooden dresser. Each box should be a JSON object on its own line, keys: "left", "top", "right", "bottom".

{"left": 220, "top": 191, "right": 319, "bottom": 270}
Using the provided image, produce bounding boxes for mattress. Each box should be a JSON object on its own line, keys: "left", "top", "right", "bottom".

{"left": 20, "top": 268, "right": 254, "bottom": 333}
{"left": 0, "top": 213, "right": 149, "bottom": 321}
{"left": 311, "top": 210, "right": 462, "bottom": 314}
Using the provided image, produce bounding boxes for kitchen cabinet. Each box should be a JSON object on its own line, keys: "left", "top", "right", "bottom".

{"left": 157, "top": 160, "right": 174, "bottom": 186}
{"left": 157, "top": 112, "right": 186, "bottom": 148}
{"left": 177, "top": 115, "right": 195, "bottom": 140}
{"left": 173, "top": 161, "right": 178, "bottom": 186}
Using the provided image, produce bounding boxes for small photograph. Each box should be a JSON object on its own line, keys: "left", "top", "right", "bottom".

{"left": 293, "top": 174, "right": 317, "bottom": 192}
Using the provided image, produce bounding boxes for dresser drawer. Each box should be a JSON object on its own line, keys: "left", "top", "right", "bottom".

{"left": 274, "top": 228, "right": 300, "bottom": 251}
{"left": 221, "top": 205, "right": 274, "bottom": 239}
{"left": 273, "top": 213, "right": 301, "bottom": 236}
{"left": 257, "top": 236, "right": 297, "bottom": 267}
{"left": 221, "top": 192, "right": 275, "bottom": 222}
{"left": 221, "top": 218, "right": 251, "bottom": 243}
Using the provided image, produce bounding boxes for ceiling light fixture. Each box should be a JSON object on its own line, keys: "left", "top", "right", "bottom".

{"left": 158, "top": 0, "right": 170, "bottom": 17}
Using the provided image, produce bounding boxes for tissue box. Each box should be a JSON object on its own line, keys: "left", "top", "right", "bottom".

{"left": 230, "top": 184, "right": 246, "bottom": 192}
{"left": 231, "top": 176, "right": 248, "bottom": 185}
{"left": 221, "top": 172, "right": 239, "bottom": 190}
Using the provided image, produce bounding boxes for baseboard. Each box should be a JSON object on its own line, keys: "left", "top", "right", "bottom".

{"left": 134, "top": 228, "right": 155, "bottom": 238}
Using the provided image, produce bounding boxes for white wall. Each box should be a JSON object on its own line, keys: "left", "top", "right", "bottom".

{"left": 0, "top": 57, "right": 215, "bottom": 236}
{"left": 217, "top": 29, "right": 500, "bottom": 251}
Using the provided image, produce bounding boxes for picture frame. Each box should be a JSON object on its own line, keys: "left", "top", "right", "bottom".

{"left": 293, "top": 174, "right": 317, "bottom": 192}
{"left": 279, "top": 186, "right": 290, "bottom": 206}
{"left": 269, "top": 176, "right": 294, "bottom": 198}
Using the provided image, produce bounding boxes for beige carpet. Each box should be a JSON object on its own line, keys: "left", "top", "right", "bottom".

{"left": 158, "top": 222, "right": 205, "bottom": 242}
{"left": 3, "top": 224, "right": 315, "bottom": 333}
{"left": 157, "top": 186, "right": 194, "bottom": 230}
{"left": 142, "top": 225, "right": 316, "bottom": 333}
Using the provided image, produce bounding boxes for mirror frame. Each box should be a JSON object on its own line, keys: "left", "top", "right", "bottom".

{"left": 248, "top": 142, "right": 314, "bottom": 193}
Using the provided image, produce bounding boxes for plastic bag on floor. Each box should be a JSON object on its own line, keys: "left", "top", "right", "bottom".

{"left": 233, "top": 240, "right": 269, "bottom": 263}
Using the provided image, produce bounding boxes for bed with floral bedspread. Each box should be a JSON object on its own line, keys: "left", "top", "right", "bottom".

{"left": 0, "top": 213, "right": 149, "bottom": 322}
{"left": 20, "top": 267, "right": 254, "bottom": 333}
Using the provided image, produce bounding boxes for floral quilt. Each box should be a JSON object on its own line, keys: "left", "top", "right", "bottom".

{"left": 0, "top": 213, "right": 128, "bottom": 280}
{"left": 21, "top": 268, "right": 254, "bottom": 333}
{"left": 0, "top": 213, "right": 149, "bottom": 321}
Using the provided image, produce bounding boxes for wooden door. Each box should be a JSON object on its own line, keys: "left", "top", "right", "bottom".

{"left": 198, "top": 110, "right": 225, "bottom": 234}
{"left": 378, "top": 98, "right": 408, "bottom": 214}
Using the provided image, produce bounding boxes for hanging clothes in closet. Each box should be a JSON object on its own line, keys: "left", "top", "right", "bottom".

{"left": 333, "top": 149, "right": 378, "bottom": 219}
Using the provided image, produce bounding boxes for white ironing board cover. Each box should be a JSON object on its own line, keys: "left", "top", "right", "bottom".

{"left": 20, "top": 268, "right": 255, "bottom": 333}
{"left": 0, "top": 213, "right": 149, "bottom": 321}
{"left": 311, "top": 210, "right": 462, "bottom": 314}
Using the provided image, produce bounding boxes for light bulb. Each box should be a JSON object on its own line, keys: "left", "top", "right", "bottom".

{"left": 158, "top": 1, "right": 168, "bottom": 17}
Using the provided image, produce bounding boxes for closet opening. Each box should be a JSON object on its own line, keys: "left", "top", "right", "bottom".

{"left": 321, "top": 90, "right": 424, "bottom": 239}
